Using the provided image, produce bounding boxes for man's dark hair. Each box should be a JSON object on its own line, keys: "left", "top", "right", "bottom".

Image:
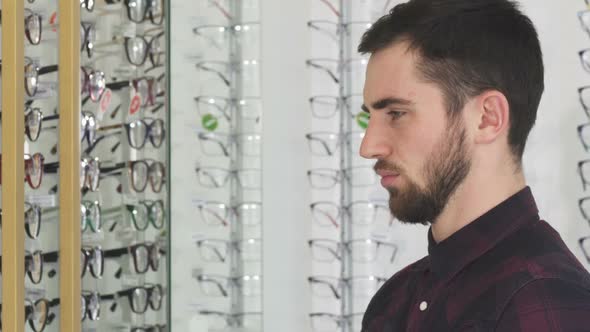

{"left": 358, "top": 0, "right": 544, "bottom": 164}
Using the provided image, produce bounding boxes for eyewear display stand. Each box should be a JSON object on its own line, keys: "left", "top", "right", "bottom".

{"left": 306, "top": 1, "right": 397, "bottom": 332}
{"left": 339, "top": 1, "right": 355, "bottom": 331}
{"left": 191, "top": 1, "right": 263, "bottom": 331}
{"left": 0, "top": 1, "right": 171, "bottom": 331}
{"left": 228, "top": 0, "right": 247, "bottom": 321}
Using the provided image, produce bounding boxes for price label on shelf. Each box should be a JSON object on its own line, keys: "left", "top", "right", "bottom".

{"left": 95, "top": 88, "right": 112, "bottom": 122}
{"left": 128, "top": 90, "right": 142, "bottom": 116}
{"left": 26, "top": 194, "right": 56, "bottom": 207}
{"left": 25, "top": 287, "right": 46, "bottom": 299}
{"left": 49, "top": 12, "right": 58, "bottom": 32}
{"left": 356, "top": 111, "right": 370, "bottom": 129}
{"left": 99, "top": 88, "right": 112, "bottom": 114}
{"left": 201, "top": 113, "right": 219, "bottom": 131}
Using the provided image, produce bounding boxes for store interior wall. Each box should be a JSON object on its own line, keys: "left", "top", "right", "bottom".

{"left": 260, "top": 0, "right": 313, "bottom": 331}
{"left": 170, "top": 0, "right": 590, "bottom": 331}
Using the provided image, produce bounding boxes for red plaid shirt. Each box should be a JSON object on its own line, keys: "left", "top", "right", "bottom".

{"left": 362, "top": 187, "right": 590, "bottom": 331}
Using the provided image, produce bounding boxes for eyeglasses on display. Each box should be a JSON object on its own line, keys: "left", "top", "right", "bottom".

{"left": 196, "top": 274, "right": 261, "bottom": 297}
{"left": 197, "top": 201, "right": 262, "bottom": 227}
{"left": 0, "top": 152, "right": 45, "bottom": 189}
{"left": 102, "top": 0, "right": 165, "bottom": 25}
{"left": 308, "top": 238, "right": 398, "bottom": 263}
{"left": 307, "top": 166, "right": 377, "bottom": 189}
{"left": 101, "top": 159, "right": 166, "bottom": 193}
{"left": 94, "top": 32, "right": 165, "bottom": 67}
{"left": 307, "top": 275, "right": 386, "bottom": 299}
{"left": 310, "top": 200, "right": 392, "bottom": 228}
{"left": 100, "top": 284, "right": 164, "bottom": 314}
{"left": 195, "top": 167, "right": 260, "bottom": 189}
{"left": 196, "top": 238, "right": 261, "bottom": 262}
{"left": 198, "top": 310, "right": 261, "bottom": 331}
{"left": 104, "top": 241, "right": 162, "bottom": 276}
{"left": 197, "top": 132, "right": 261, "bottom": 157}
{"left": 81, "top": 291, "right": 100, "bottom": 321}
{"left": 309, "top": 312, "right": 364, "bottom": 332}
{"left": 97, "top": 117, "right": 166, "bottom": 149}
{"left": 125, "top": 200, "right": 165, "bottom": 231}
{"left": 194, "top": 96, "right": 262, "bottom": 122}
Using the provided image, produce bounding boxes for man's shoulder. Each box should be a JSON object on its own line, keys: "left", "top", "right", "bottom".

{"left": 368, "top": 256, "right": 429, "bottom": 305}
{"left": 498, "top": 219, "right": 590, "bottom": 284}
{"left": 390, "top": 255, "right": 430, "bottom": 280}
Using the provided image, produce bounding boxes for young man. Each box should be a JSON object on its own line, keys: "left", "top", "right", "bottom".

{"left": 358, "top": 0, "right": 590, "bottom": 331}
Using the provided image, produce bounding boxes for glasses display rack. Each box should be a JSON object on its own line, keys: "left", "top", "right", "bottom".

{"left": 78, "top": 1, "right": 168, "bottom": 331}
{"left": 305, "top": 1, "right": 398, "bottom": 331}
{"left": 192, "top": 1, "right": 263, "bottom": 331}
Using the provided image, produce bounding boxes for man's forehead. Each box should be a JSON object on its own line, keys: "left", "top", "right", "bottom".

{"left": 364, "top": 42, "right": 421, "bottom": 103}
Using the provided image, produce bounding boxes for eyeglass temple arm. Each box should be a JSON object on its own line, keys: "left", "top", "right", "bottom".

{"left": 48, "top": 298, "right": 60, "bottom": 308}
{"left": 199, "top": 134, "right": 230, "bottom": 157}
{"left": 213, "top": 279, "right": 229, "bottom": 297}
{"left": 98, "top": 123, "right": 124, "bottom": 131}
{"left": 38, "top": 64, "right": 59, "bottom": 76}
{"left": 105, "top": 80, "right": 129, "bottom": 91}
{"left": 83, "top": 131, "right": 122, "bottom": 155}
{"left": 145, "top": 63, "right": 164, "bottom": 74}
{"left": 99, "top": 161, "right": 126, "bottom": 174}
{"left": 195, "top": 63, "right": 231, "bottom": 86}
{"left": 318, "top": 0, "right": 341, "bottom": 16}
{"left": 42, "top": 114, "right": 60, "bottom": 122}
{"left": 103, "top": 247, "right": 128, "bottom": 279}
{"left": 111, "top": 103, "right": 123, "bottom": 119}
{"left": 326, "top": 245, "right": 341, "bottom": 261}
{"left": 150, "top": 103, "right": 165, "bottom": 114}
{"left": 42, "top": 250, "right": 59, "bottom": 263}
{"left": 200, "top": 206, "right": 229, "bottom": 227}
{"left": 199, "top": 243, "right": 226, "bottom": 262}
{"left": 306, "top": 60, "right": 340, "bottom": 84}
{"left": 98, "top": 292, "right": 121, "bottom": 312}
{"left": 208, "top": 0, "right": 232, "bottom": 19}
{"left": 308, "top": 136, "right": 334, "bottom": 156}
{"left": 319, "top": 207, "right": 339, "bottom": 228}
{"left": 103, "top": 247, "right": 128, "bottom": 260}
{"left": 196, "top": 168, "right": 226, "bottom": 188}
{"left": 389, "top": 244, "right": 398, "bottom": 263}
{"left": 44, "top": 161, "right": 60, "bottom": 173}
{"left": 313, "top": 278, "right": 341, "bottom": 299}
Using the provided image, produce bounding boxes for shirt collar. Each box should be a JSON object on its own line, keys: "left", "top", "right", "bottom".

{"left": 427, "top": 186, "right": 539, "bottom": 281}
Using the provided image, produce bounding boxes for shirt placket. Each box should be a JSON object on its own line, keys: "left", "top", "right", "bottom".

{"left": 406, "top": 269, "right": 439, "bottom": 332}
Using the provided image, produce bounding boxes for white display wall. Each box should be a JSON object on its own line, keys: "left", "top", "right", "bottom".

{"left": 170, "top": 1, "right": 590, "bottom": 331}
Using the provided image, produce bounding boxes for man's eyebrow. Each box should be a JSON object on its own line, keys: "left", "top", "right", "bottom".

{"left": 361, "top": 97, "right": 415, "bottom": 113}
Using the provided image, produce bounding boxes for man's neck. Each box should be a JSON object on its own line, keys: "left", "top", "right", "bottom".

{"left": 430, "top": 169, "right": 527, "bottom": 244}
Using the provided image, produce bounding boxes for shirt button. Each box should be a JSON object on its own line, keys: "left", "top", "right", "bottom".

{"left": 419, "top": 301, "right": 428, "bottom": 311}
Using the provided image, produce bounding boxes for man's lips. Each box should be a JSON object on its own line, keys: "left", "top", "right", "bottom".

{"left": 376, "top": 169, "right": 400, "bottom": 187}
{"left": 375, "top": 170, "right": 400, "bottom": 177}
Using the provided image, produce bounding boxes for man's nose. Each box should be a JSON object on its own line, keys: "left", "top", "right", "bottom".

{"left": 359, "top": 120, "right": 392, "bottom": 160}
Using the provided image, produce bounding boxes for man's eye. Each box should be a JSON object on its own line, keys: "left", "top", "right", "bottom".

{"left": 388, "top": 111, "right": 405, "bottom": 119}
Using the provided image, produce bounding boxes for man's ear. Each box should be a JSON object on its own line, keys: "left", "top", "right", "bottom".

{"left": 473, "top": 91, "right": 510, "bottom": 145}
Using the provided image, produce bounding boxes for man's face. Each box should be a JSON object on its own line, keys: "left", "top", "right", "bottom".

{"left": 360, "top": 41, "right": 472, "bottom": 225}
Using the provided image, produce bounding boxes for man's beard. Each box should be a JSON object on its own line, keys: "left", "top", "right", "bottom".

{"left": 377, "top": 118, "right": 471, "bottom": 225}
